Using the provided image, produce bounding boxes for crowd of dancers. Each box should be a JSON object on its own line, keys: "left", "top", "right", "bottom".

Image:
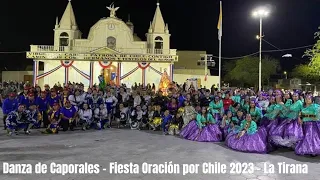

{"left": 1, "top": 82, "right": 320, "bottom": 156}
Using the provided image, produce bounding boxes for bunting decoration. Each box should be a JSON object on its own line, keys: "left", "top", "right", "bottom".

{"left": 36, "top": 65, "right": 63, "bottom": 80}
{"left": 138, "top": 62, "right": 150, "bottom": 69}
{"left": 120, "top": 67, "right": 139, "bottom": 80}
{"left": 71, "top": 65, "right": 90, "bottom": 80}
{"left": 60, "top": 60, "right": 74, "bottom": 68}
{"left": 60, "top": 60, "right": 74, "bottom": 85}
{"left": 149, "top": 66, "right": 163, "bottom": 76}
{"left": 99, "top": 60, "right": 113, "bottom": 68}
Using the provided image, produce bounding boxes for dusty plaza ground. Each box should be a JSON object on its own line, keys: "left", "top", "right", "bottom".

{"left": 0, "top": 110, "right": 319, "bottom": 180}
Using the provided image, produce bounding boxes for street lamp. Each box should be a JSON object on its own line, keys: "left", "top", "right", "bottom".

{"left": 284, "top": 71, "right": 287, "bottom": 79}
{"left": 252, "top": 7, "right": 270, "bottom": 91}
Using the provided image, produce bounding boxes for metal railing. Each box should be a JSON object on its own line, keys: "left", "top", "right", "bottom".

{"left": 30, "top": 45, "right": 177, "bottom": 55}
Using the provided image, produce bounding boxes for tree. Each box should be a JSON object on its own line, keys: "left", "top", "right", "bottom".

{"left": 224, "top": 56, "right": 280, "bottom": 87}
{"left": 293, "top": 27, "right": 320, "bottom": 81}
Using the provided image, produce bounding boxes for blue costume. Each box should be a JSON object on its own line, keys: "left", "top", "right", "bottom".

{"left": 18, "top": 94, "right": 29, "bottom": 106}
{"left": 161, "top": 115, "right": 172, "bottom": 133}
{"left": 88, "top": 95, "right": 103, "bottom": 110}
{"left": 2, "top": 98, "right": 18, "bottom": 115}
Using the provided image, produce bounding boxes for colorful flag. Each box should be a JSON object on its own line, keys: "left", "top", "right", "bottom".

{"left": 217, "top": 1, "right": 222, "bottom": 40}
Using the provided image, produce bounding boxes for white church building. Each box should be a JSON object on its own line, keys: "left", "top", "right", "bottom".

{"left": 27, "top": 1, "right": 178, "bottom": 88}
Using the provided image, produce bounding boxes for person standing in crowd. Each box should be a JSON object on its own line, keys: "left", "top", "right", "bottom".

{"left": 295, "top": 95, "right": 320, "bottom": 156}
{"left": 2, "top": 93, "right": 18, "bottom": 130}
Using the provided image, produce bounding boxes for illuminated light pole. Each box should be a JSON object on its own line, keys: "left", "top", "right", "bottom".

{"left": 284, "top": 71, "right": 287, "bottom": 79}
{"left": 253, "top": 7, "right": 269, "bottom": 91}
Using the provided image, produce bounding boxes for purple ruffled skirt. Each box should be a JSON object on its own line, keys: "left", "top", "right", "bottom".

{"left": 180, "top": 120, "right": 198, "bottom": 139}
{"left": 180, "top": 120, "right": 222, "bottom": 142}
{"left": 269, "top": 119, "right": 304, "bottom": 148}
{"left": 197, "top": 124, "right": 222, "bottom": 142}
{"left": 225, "top": 127, "right": 268, "bottom": 153}
{"left": 220, "top": 125, "right": 231, "bottom": 139}
{"left": 295, "top": 121, "right": 320, "bottom": 155}
{"left": 260, "top": 117, "right": 279, "bottom": 133}
{"left": 213, "top": 113, "right": 222, "bottom": 124}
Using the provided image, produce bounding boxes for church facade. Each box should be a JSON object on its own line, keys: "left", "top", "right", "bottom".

{"left": 27, "top": 1, "right": 178, "bottom": 88}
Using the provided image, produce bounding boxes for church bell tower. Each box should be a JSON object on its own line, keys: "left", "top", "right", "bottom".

{"left": 146, "top": 2, "right": 170, "bottom": 54}
{"left": 54, "top": 0, "right": 81, "bottom": 47}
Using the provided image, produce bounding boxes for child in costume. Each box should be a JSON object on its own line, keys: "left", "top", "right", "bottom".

{"left": 149, "top": 105, "right": 162, "bottom": 131}
{"left": 162, "top": 110, "right": 173, "bottom": 135}
{"left": 226, "top": 114, "right": 268, "bottom": 153}
{"left": 168, "top": 109, "right": 184, "bottom": 135}
{"left": 42, "top": 103, "right": 60, "bottom": 134}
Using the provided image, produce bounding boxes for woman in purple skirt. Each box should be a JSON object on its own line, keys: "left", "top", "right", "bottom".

{"left": 220, "top": 110, "right": 234, "bottom": 139}
{"left": 261, "top": 96, "right": 286, "bottom": 134}
{"left": 269, "top": 93, "right": 303, "bottom": 148}
{"left": 295, "top": 95, "right": 320, "bottom": 156}
{"left": 226, "top": 114, "right": 268, "bottom": 153}
{"left": 180, "top": 107, "right": 222, "bottom": 142}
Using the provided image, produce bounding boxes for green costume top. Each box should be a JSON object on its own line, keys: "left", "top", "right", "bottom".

{"left": 241, "top": 99, "right": 250, "bottom": 113}
{"left": 247, "top": 107, "right": 262, "bottom": 122}
{"left": 232, "top": 95, "right": 241, "bottom": 103}
{"left": 284, "top": 99, "right": 293, "bottom": 107}
{"left": 301, "top": 104, "right": 320, "bottom": 122}
{"left": 209, "top": 100, "right": 224, "bottom": 114}
{"left": 229, "top": 105, "right": 239, "bottom": 116}
{"left": 196, "top": 113, "right": 216, "bottom": 128}
{"left": 263, "top": 104, "right": 276, "bottom": 120}
{"left": 239, "top": 120, "right": 257, "bottom": 135}
{"left": 286, "top": 100, "right": 303, "bottom": 119}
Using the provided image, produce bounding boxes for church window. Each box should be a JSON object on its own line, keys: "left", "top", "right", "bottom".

{"left": 59, "top": 32, "right": 69, "bottom": 46}
{"left": 154, "top": 36, "right": 163, "bottom": 54}
{"left": 107, "top": 36, "right": 116, "bottom": 49}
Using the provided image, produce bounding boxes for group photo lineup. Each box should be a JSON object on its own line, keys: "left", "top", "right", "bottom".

{"left": 0, "top": 0, "right": 319, "bottom": 179}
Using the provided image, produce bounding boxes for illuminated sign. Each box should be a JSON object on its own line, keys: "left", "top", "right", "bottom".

{"left": 26, "top": 52, "right": 178, "bottom": 62}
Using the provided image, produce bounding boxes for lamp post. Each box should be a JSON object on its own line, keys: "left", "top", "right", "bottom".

{"left": 253, "top": 7, "right": 269, "bottom": 91}
{"left": 284, "top": 71, "right": 287, "bottom": 79}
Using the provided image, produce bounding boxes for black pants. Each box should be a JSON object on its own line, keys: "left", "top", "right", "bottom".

{"left": 59, "top": 120, "right": 76, "bottom": 131}
{"left": 3, "top": 115, "right": 7, "bottom": 129}
{"left": 41, "top": 111, "right": 49, "bottom": 128}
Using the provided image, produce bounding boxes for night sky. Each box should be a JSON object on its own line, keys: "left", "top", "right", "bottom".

{"left": 1, "top": 0, "right": 319, "bottom": 74}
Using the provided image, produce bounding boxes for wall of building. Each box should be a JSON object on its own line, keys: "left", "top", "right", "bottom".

{"left": 2, "top": 71, "right": 44, "bottom": 86}
{"left": 174, "top": 74, "right": 219, "bottom": 88}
